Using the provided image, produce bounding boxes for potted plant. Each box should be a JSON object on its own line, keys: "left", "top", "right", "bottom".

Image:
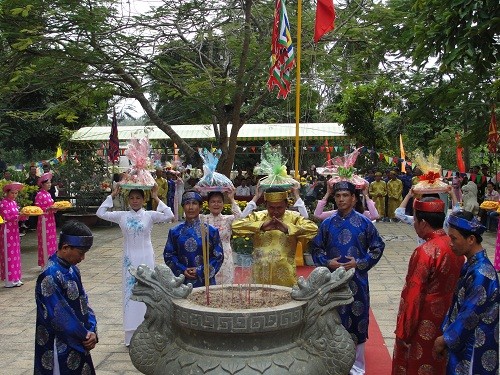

{"left": 57, "top": 154, "right": 109, "bottom": 226}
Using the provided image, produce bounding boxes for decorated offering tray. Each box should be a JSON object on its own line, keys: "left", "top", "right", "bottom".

{"left": 120, "top": 183, "right": 154, "bottom": 190}
{"left": 51, "top": 200, "right": 73, "bottom": 210}
{"left": 20, "top": 206, "right": 44, "bottom": 216}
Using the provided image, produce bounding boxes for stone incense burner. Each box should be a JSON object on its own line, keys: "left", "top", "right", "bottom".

{"left": 129, "top": 264, "right": 356, "bottom": 375}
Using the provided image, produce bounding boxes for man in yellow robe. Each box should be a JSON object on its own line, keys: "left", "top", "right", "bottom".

{"left": 232, "top": 186, "right": 318, "bottom": 287}
{"left": 369, "top": 172, "right": 387, "bottom": 221}
{"left": 387, "top": 170, "right": 403, "bottom": 221}
{"left": 153, "top": 168, "right": 168, "bottom": 210}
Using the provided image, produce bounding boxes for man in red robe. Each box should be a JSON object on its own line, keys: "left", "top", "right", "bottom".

{"left": 391, "top": 197, "right": 464, "bottom": 375}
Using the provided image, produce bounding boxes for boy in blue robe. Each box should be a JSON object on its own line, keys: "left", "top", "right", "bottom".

{"left": 163, "top": 190, "right": 224, "bottom": 287}
{"left": 34, "top": 221, "right": 98, "bottom": 375}
{"left": 434, "top": 211, "right": 499, "bottom": 374}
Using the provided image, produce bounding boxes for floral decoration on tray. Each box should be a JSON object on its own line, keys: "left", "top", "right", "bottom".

{"left": 316, "top": 147, "right": 367, "bottom": 189}
{"left": 412, "top": 149, "right": 448, "bottom": 194}
{"left": 195, "top": 148, "right": 234, "bottom": 194}
{"left": 254, "top": 143, "right": 299, "bottom": 189}
{"left": 119, "top": 137, "right": 156, "bottom": 189}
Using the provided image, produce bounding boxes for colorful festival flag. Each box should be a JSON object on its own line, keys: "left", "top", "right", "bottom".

{"left": 487, "top": 104, "right": 498, "bottom": 153}
{"left": 108, "top": 108, "right": 120, "bottom": 163}
{"left": 314, "top": 0, "right": 336, "bottom": 43}
{"left": 455, "top": 133, "right": 465, "bottom": 173}
{"left": 399, "top": 134, "right": 406, "bottom": 173}
{"left": 267, "top": 0, "right": 295, "bottom": 99}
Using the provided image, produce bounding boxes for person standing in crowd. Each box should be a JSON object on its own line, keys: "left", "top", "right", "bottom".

{"left": 478, "top": 181, "right": 500, "bottom": 228}
{"left": 42, "top": 163, "right": 58, "bottom": 200}
{"left": 303, "top": 176, "right": 318, "bottom": 209}
{"left": 387, "top": 170, "right": 403, "bottom": 222}
{"left": 25, "top": 164, "right": 38, "bottom": 186}
{"left": 153, "top": 168, "right": 168, "bottom": 210}
{"left": 235, "top": 178, "right": 251, "bottom": 196}
{"left": 34, "top": 221, "right": 98, "bottom": 374}
{"left": 200, "top": 188, "right": 259, "bottom": 284}
{"left": 451, "top": 171, "right": 463, "bottom": 203}
{"left": 35, "top": 172, "right": 58, "bottom": 268}
{"left": 111, "top": 172, "right": 126, "bottom": 211}
{"left": 364, "top": 169, "right": 375, "bottom": 184}
{"left": 24, "top": 164, "right": 39, "bottom": 230}
{"left": 395, "top": 186, "right": 460, "bottom": 245}
{"left": 164, "top": 190, "right": 224, "bottom": 287}
{"left": 165, "top": 170, "right": 176, "bottom": 211}
{"left": 232, "top": 186, "right": 318, "bottom": 287}
{"left": 433, "top": 211, "right": 499, "bottom": 375}
{"left": 369, "top": 172, "right": 387, "bottom": 221}
{"left": 182, "top": 168, "right": 192, "bottom": 190}
{"left": 399, "top": 167, "right": 414, "bottom": 215}
{"left": 96, "top": 184, "right": 173, "bottom": 346}
{"left": 0, "top": 182, "right": 26, "bottom": 287}
{"left": 461, "top": 180, "right": 479, "bottom": 215}
{"left": 392, "top": 198, "right": 464, "bottom": 375}
{"left": 314, "top": 182, "right": 379, "bottom": 221}
{"left": 173, "top": 171, "right": 185, "bottom": 221}
{"left": 310, "top": 181, "right": 385, "bottom": 375}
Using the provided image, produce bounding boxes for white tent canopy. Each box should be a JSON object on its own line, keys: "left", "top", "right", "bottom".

{"left": 71, "top": 123, "right": 345, "bottom": 142}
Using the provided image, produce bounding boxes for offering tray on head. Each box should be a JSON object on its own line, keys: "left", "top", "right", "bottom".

{"left": 20, "top": 206, "right": 44, "bottom": 216}
{"left": 259, "top": 183, "right": 297, "bottom": 190}
{"left": 119, "top": 183, "right": 154, "bottom": 190}
{"left": 51, "top": 200, "right": 73, "bottom": 210}
{"left": 195, "top": 185, "right": 233, "bottom": 195}
{"left": 412, "top": 186, "right": 449, "bottom": 194}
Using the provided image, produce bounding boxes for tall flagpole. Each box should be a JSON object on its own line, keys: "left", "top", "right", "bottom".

{"left": 294, "top": 0, "right": 302, "bottom": 180}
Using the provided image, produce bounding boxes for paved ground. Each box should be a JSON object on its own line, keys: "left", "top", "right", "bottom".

{"left": 1, "top": 218, "right": 498, "bottom": 374}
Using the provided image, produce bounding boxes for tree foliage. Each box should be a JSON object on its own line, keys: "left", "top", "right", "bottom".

{"left": 0, "top": 0, "right": 497, "bottom": 174}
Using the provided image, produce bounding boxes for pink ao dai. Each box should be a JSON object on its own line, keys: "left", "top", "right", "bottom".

{"left": 0, "top": 198, "right": 23, "bottom": 282}
{"left": 35, "top": 190, "right": 57, "bottom": 267}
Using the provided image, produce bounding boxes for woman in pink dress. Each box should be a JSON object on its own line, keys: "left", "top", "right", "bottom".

{"left": 35, "top": 172, "right": 58, "bottom": 267}
{"left": 314, "top": 182, "right": 379, "bottom": 221}
{"left": 0, "top": 182, "right": 26, "bottom": 287}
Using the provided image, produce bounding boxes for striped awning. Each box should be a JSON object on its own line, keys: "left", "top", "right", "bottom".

{"left": 71, "top": 123, "right": 345, "bottom": 142}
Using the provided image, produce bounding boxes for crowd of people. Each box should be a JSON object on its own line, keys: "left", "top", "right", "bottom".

{"left": 0, "top": 159, "right": 499, "bottom": 375}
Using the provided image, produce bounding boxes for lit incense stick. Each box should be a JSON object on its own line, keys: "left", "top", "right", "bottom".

{"left": 200, "top": 218, "right": 210, "bottom": 304}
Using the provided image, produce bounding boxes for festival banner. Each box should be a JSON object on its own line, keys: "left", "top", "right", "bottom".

{"left": 487, "top": 104, "right": 498, "bottom": 153}
{"left": 399, "top": 134, "right": 406, "bottom": 172}
{"left": 314, "top": 0, "right": 336, "bottom": 43}
{"left": 108, "top": 108, "right": 120, "bottom": 163}
{"left": 267, "top": 0, "right": 295, "bottom": 99}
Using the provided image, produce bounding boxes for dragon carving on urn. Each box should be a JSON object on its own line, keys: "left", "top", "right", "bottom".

{"left": 129, "top": 264, "right": 355, "bottom": 375}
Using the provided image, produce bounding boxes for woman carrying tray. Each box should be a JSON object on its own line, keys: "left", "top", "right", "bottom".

{"left": 97, "top": 183, "right": 174, "bottom": 346}
{"left": 0, "top": 182, "right": 27, "bottom": 287}
{"left": 35, "top": 172, "right": 58, "bottom": 268}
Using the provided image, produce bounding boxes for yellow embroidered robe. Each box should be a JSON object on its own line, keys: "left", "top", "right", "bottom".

{"left": 232, "top": 210, "right": 318, "bottom": 287}
{"left": 152, "top": 177, "right": 168, "bottom": 210}
{"left": 387, "top": 178, "right": 403, "bottom": 219}
{"left": 369, "top": 180, "right": 387, "bottom": 218}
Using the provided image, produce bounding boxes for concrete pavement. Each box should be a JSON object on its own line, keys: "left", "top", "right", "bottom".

{"left": 1, "top": 219, "right": 498, "bottom": 374}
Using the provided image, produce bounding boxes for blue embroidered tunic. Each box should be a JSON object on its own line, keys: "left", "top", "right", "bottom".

{"left": 442, "top": 250, "right": 499, "bottom": 375}
{"left": 34, "top": 254, "right": 97, "bottom": 374}
{"left": 164, "top": 218, "right": 224, "bottom": 287}
{"left": 310, "top": 209, "right": 385, "bottom": 344}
